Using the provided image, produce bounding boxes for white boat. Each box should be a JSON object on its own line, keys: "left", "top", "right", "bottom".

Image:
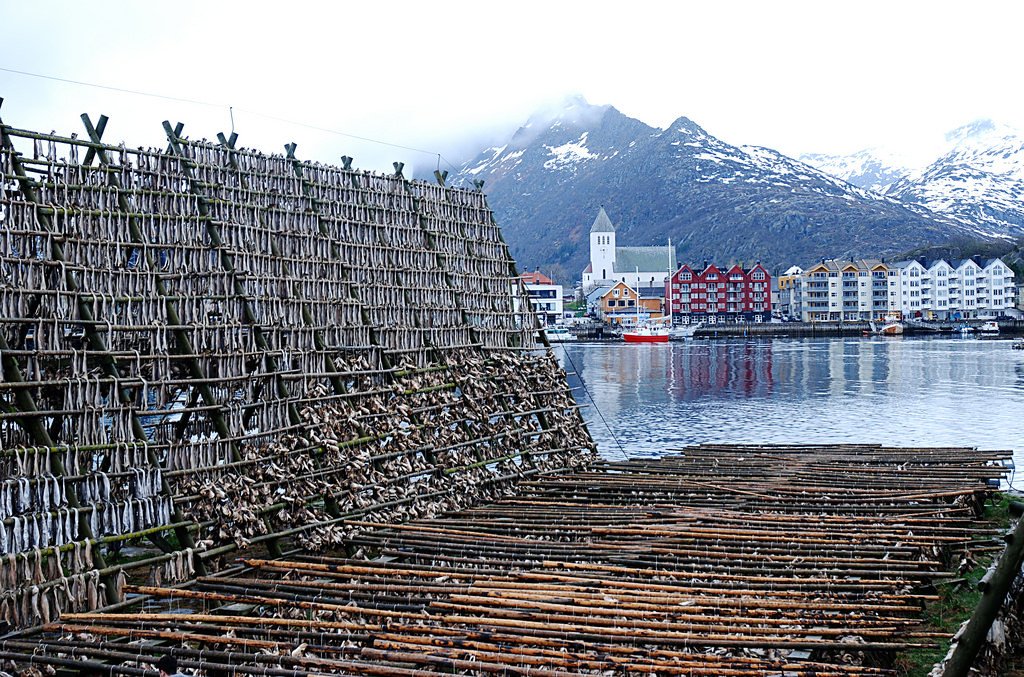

{"left": 978, "top": 320, "right": 1000, "bottom": 334}
{"left": 544, "top": 326, "right": 577, "bottom": 342}
{"left": 1013, "top": 338, "right": 1024, "bottom": 350}
{"left": 869, "top": 314, "right": 904, "bottom": 336}
{"left": 668, "top": 322, "right": 703, "bottom": 340}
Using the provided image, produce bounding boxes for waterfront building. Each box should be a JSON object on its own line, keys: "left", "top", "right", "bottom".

{"left": 923, "top": 259, "right": 954, "bottom": 318}
{"left": 777, "top": 265, "right": 804, "bottom": 320}
{"left": 585, "top": 284, "right": 613, "bottom": 315}
{"left": 890, "top": 259, "right": 927, "bottom": 319}
{"left": 581, "top": 207, "right": 676, "bottom": 297}
{"left": 597, "top": 281, "right": 664, "bottom": 326}
{"left": 787, "top": 256, "right": 1016, "bottom": 321}
{"left": 666, "top": 262, "right": 771, "bottom": 324}
{"left": 515, "top": 270, "right": 564, "bottom": 326}
{"left": 796, "top": 259, "right": 894, "bottom": 322}
{"left": 976, "top": 258, "right": 1016, "bottom": 316}
{"left": 949, "top": 258, "right": 982, "bottom": 317}
{"left": 893, "top": 257, "right": 1016, "bottom": 319}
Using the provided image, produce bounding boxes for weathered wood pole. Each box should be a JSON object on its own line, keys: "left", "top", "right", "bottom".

{"left": 941, "top": 512, "right": 1024, "bottom": 677}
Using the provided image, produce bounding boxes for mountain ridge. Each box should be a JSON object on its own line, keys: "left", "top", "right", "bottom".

{"left": 802, "top": 119, "right": 1024, "bottom": 242}
{"left": 450, "top": 98, "right": 981, "bottom": 282}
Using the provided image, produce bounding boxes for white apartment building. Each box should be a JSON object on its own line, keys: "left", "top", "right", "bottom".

{"left": 924, "top": 259, "right": 953, "bottom": 317}
{"left": 949, "top": 259, "right": 980, "bottom": 317}
{"left": 940, "top": 258, "right": 1015, "bottom": 319}
{"left": 792, "top": 257, "right": 1016, "bottom": 321}
{"left": 513, "top": 271, "right": 564, "bottom": 326}
{"left": 799, "top": 259, "right": 893, "bottom": 322}
{"left": 975, "top": 258, "right": 1016, "bottom": 316}
{"left": 890, "top": 260, "right": 926, "bottom": 318}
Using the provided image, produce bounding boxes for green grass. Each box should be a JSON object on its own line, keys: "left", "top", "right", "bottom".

{"left": 892, "top": 492, "right": 1012, "bottom": 676}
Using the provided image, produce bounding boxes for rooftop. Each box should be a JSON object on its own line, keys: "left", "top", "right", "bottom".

{"left": 613, "top": 245, "right": 677, "bottom": 276}
{"left": 590, "top": 207, "right": 616, "bottom": 233}
{"left": 521, "top": 270, "right": 555, "bottom": 285}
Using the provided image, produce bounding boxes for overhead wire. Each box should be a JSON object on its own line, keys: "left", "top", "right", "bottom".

{"left": 0, "top": 65, "right": 462, "bottom": 172}
{"left": 0, "top": 65, "right": 225, "bottom": 109}
{"left": 230, "top": 106, "right": 462, "bottom": 172}
{"left": 555, "top": 343, "right": 630, "bottom": 461}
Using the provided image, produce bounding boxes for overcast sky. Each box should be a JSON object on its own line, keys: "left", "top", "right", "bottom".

{"left": 2, "top": 1, "right": 1022, "bottom": 174}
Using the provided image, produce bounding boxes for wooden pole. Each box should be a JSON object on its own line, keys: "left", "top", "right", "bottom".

{"left": 940, "top": 514, "right": 1024, "bottom": 677}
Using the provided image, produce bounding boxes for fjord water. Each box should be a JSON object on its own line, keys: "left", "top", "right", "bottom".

{"left": 559, "top": 337, "right": 1024, "bottom": 483}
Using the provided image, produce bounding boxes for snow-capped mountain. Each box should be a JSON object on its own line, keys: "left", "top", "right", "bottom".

{"left": 799, "top": 148, "right": 912, "bottom": 194}
{"left": 800, "top": 120, "right": 1024, "bottom": 241}
{"left": 461, "top": 95, "right": 655, "bottom": 184}
{"left": 452, "top": 97, "right": 975, "bottom": 279}
{"left": 886, "top": 120, "right": 1024, "bottom": 239}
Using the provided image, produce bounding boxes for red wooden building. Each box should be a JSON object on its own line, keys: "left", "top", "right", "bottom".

{"left": 665, "top": 262, "right": 772, "bottom": 323}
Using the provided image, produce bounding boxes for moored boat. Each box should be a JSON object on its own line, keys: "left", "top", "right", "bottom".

{"left": 622, "top": 276, "right": 670, "bottom": 342}
{"left": 978, "top": 320, "right": 1000, "bottom": 334}
{"left": 623, "top": 319, "right": 670, "bottom": 343}
{"left": 869, "top": 314, "right": 904, "bottom": 336}
{"left": 668, "top": 322, "right": 703, "bottom": 340}
{"left": 544, "top": 326, "right": 577, "bottom": 342}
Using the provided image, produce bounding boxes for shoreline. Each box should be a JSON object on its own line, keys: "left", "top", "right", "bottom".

{"left": 558, "top": 319, "right": 1024, "bottom": 341}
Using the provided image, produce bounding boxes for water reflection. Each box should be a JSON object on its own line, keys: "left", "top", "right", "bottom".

{"left": 559, "top": 337, "right": 1024, "bottom": 478}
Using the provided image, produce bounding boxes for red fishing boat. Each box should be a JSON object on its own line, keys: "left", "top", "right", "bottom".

{"left": 623, "top": 318, "right": 670, "bottom": 343}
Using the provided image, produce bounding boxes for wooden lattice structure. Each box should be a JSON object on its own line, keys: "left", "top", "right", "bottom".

{"left": 0, "top": 109, "right": 595, "bottom": 630}
{"left": 2, "top": 444, "right": 1014, "bottom": 676}
{"left": 0, "top": 106, "right": 1017, "bottom": 676}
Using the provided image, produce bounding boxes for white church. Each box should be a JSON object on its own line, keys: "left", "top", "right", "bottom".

{"left": 580, "top": 207, "right": 676, "bottom": 294}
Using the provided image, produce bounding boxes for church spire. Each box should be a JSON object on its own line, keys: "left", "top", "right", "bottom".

{"left": 590, "top": 206, "right": 616, "bottom": 233}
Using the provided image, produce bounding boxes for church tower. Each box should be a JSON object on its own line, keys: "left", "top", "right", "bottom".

{"left": 589, "top": 207, "right": 616, "bottom": 282}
